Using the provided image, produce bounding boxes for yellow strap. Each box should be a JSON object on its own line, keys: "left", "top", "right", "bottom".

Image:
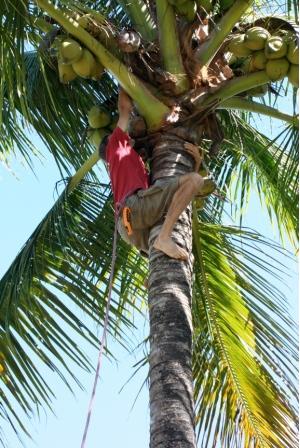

{"left": 122, "top": 206, "right": 133, "bottom": 235}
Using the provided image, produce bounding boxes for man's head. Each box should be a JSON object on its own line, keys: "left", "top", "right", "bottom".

{"left": 98, "top": 134, "right": 110, "bottom": 161}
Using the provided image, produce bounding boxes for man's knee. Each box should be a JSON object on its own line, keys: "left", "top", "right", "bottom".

{"left": 180, "top": 172, "right": 203, "bottom": 193}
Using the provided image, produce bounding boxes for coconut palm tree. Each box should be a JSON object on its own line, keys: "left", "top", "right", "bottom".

{"left": 0, "top": 0, "right": 298, "bottom": 447}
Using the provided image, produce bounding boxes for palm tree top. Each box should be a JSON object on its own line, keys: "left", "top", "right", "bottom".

{"left": 0, "top": 0, "right": 298, "bottom": 446}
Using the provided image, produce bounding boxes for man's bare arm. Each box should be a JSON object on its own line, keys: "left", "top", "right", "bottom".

{"left": 184, "top": 142, "right": 203, "bottom": 173}
{"left": 117, "top": 88, "right": 134, "bottom": 132}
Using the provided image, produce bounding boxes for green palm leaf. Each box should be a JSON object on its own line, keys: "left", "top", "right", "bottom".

{"left": 0, "top": 0, "right": 126, "bottom": 172}
{"left": 1, "top": 48, "right": 118, "bottom": 174}
{"left": 1, "top": 0, "right": 298, "bottom": 446}
{"left": 192, "top": 217, "right": 298, "bottom": 448}
{"left": 211, "top": 111, "right": 298, "bottom": 245}
{"left": 0, "top": 179, "right": 148, "bottom": 440}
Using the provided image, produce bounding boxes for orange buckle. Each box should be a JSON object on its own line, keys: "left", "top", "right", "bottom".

{"left": 122, "top": 206, "right": 133, "bottom": 236}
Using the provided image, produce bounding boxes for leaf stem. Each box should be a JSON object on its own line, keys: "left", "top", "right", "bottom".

{"left": 155, "top": 0, "right": 189, "bottom": 94}
{"left": 30, "top": 16, "right": 54, "bottom": 33}
{"left": 195, "top": 0, "right": 252, "bottom": 67}
{"left": 68, "top": 149, "right": 99, "bottom": 193}
{"left": 218, "top": 97, "right": 299, "bottom": 126}
{"left": 193, "top": 71, "right": 270, "bottom": 108}
{"left": 117, "top": 0, "right": 157, "bottom": 41}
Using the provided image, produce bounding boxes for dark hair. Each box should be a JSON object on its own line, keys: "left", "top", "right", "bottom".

{"left": 98, "top": 134, "right": 110, "bottom": 161}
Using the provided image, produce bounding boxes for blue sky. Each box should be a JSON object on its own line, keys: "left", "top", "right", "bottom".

{"left": 0, "top": 138, "right": 151, "bottom": 448}
{"left": 0, "top": 110, "right": 298, "bottom": 448}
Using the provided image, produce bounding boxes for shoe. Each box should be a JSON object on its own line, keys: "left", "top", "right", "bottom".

{"left": 196, "top": 177, "right": 216, "bottom": 198}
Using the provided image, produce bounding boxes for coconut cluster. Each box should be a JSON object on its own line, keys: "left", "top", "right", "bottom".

{"left": 227, "top": 27, "right": 299, "bottom": 93}
{"left": 56, "top": 37, "right": 104, "bottom": 84}
{"left": 87, "top": 106, "right": 118, "bottom": 148}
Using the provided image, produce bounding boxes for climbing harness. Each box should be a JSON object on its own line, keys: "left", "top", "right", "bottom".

{"left": 122, "top": 206, "right": 133, "bottom": 235}
{"left": 80, "top": 217, "right": 119, "bottom": 448}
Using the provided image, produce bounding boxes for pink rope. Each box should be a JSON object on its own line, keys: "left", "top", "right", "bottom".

{"left": 80, "top": 221, "right": 119, "bottom": 448}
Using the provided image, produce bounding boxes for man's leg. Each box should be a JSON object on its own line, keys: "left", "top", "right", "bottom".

{"left": 153, "top": 173, "right": 213, "bottom": 260}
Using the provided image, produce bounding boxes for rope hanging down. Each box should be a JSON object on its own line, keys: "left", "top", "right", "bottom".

{"left": 80, "top": 220, "right": 119, "bottom": 448}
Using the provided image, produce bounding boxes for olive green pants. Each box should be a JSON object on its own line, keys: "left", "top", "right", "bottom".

{"left": 117, "top": 177, "right": 180, "bottom": 255}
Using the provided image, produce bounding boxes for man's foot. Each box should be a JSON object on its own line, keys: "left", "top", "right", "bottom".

{"left": 196, "top": 177, "right": 216, "bottom": 198}
{"left": 153, "top": 236, "right": 188, "bottom": 260}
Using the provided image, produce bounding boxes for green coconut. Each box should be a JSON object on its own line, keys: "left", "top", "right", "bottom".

{"left": 109, "top": 115, "right": 119, "bottom": 131}
{"left": 90, "top": 60, "right": 105, "bottom": 80}
{"left": 288, "top": 64, "right": 299, "bottom": 87}
{"left": 72, "top": 49, "right": 96, "bottom": 78}
{"left": 88, "top": 128, "right": 110, "bottom": 148}
{"left": 228, "top": 35, "right": 253, "bottom": 57}
{"left": 186, "top": 1, "right": 197, "bottom": 21}
{"left": 244, "top": 27, "right": 270, "bottom": 51}
{"left": 88, "top": 106, "right": 111, "bottom": 129}
{"left": 287, "top": 40, "right": 299, "bottom": 65}
{"left": 77, "top": 14, "right": 92, "bottom": 29}
{"left": 273, "top": 29, "right": 295, "bottom": 43}
{"left": 59, "top": 38, "right": 83, "bottom": 65}
{"left": 265, "top": 58, "right": 290, "bottom": 81}
{"left": 241, "top": 57, "right": 256, "bottom": 73}
{"left": 265, "top": 36, "right": 288, "bottom": 60}
{"left": 58, "top": 61, "right": 77, "bottom": 83}
{"left": 251, "top": 50, "right": 268, "bottom": 70}
{"left": 248, "top": 84, "right": 268, "bottom": 97}
{"left": 226, "top": 52, "right": 237, "bottom": 65}
{"left": 196, "top": 0, "right": 213, "bottom": 12}
{"left": 176, "top": 0, "right": 197, "bottom": 21}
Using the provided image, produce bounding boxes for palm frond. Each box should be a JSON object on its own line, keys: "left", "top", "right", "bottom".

{"left": 1, "top": 47, "right": 118, "bottom": 175}
{"left": 0, "top": 0, "right": 158, "bottom": 173}
{"left": 0, "top": 178, "right": 148, "bottom": 443}
{"left": 1, "top": 1, "right": 299, "bottom": 446}
{"left": 192, "top": 217, "right": 298, "bottom": 448}
{"left": 210, "top": 110, "right": 298, "bottom": 245}
{"left": 0, "top": 0, "right": 125, "bottom": 173}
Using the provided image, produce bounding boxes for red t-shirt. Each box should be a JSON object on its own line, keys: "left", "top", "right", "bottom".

{"left": 106, "top": 127, "right": 149, "bottom": 208}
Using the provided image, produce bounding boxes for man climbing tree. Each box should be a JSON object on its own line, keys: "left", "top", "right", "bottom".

{"left": 101, "top": 88, "right": 216, "bottom": 260}
{"left": 0, "top": 0, "right": 298, "bottom": 448}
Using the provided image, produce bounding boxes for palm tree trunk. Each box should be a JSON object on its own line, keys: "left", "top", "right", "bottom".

{"left": 148, "top": 133, "right": 196, "bottom": 448}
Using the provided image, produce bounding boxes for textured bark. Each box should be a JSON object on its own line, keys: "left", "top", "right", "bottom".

{"left": 148, "top": 134, "right": 196, "bottom": 448}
